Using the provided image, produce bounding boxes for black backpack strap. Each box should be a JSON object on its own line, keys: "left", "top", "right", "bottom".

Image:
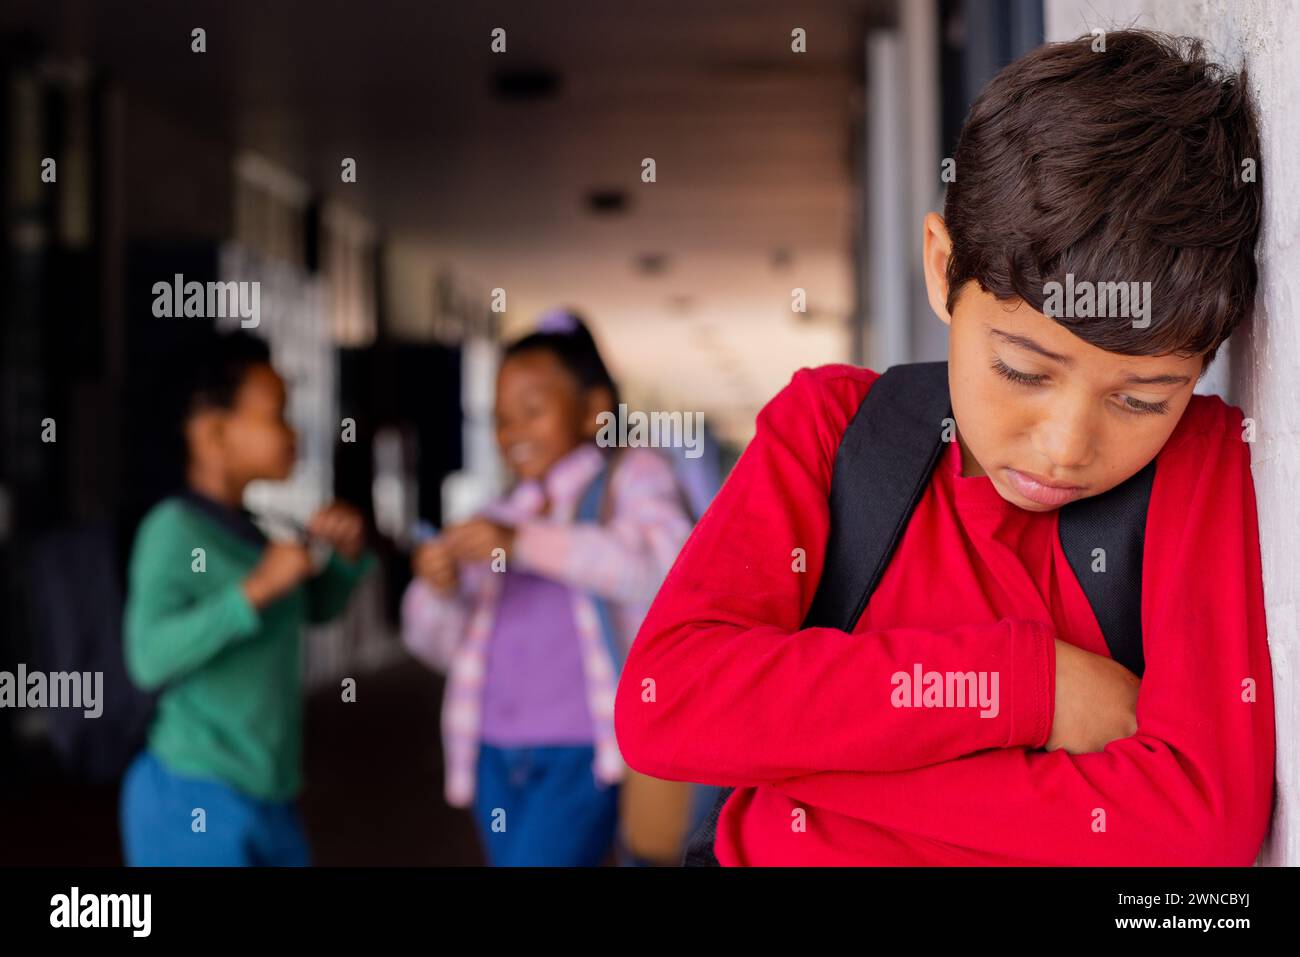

{"left": 1057, "top": 459, "right": 1155, "bottom": 677}
{"left": 805, "top": 362, "right": 953, "bottom": 630}
{"left": 683, "top": 362, "right": 953, "bottom": 866}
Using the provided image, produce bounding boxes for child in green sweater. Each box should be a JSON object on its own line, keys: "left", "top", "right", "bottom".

{"left": 120, "top": 332, "right": 372, "bottom": 866}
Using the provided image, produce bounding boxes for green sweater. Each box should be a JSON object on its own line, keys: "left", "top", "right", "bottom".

{"left": 123, "top": 495, "right": 373, "bottom": 801}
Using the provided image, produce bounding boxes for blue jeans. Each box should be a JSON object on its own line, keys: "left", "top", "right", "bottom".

{"left": 472, "top": 743, "right": 619, "bottom": 866}
{"left": 119, "top": 750, "right": 310, "bottom": 867}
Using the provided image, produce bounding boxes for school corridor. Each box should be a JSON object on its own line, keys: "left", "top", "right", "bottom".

{"left": 0, "top": 0, "right": 1295, "bottom": 868}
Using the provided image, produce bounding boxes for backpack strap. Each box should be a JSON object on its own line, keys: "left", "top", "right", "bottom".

{"left": 1057, "top": 460, "right": 1154, "bottom": 677}
{"left": 805, "top": 362, "right": 954, "bottom": 630}
{"left": 578, "top": 446, "right": 699, "bottom": 672}
{"left": 576, "top": 453, "right": 625, "bottom": 671}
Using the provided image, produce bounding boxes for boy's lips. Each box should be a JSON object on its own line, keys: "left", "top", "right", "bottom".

{"left": 1004, "top": 467, "right": 1086, "bottom": 507}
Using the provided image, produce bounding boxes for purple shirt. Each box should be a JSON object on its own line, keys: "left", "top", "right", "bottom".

{"left": 478, "top": 568, "right": 595, "bottom": 747}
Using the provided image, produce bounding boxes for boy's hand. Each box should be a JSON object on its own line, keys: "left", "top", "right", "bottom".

{"left": 307, "top": 502, "right": 365, "bottom": 560}
{"left": 243, "top": 541, "right": 315, "bottom": 609}
{"left": 412, "top": 538, "right": 459, "bottom": 594}
{"left": 442, "top": 518, "right": 516, "bottom": 563}
{"left": 1046, "top": 639, "right": 1140, "bottom": 754}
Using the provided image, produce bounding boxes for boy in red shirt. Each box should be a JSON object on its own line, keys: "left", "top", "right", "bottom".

{"left": 614, "top": 30, "right": 1275, "bottom": 865}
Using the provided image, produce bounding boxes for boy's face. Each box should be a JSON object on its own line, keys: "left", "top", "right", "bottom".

{"left": 923, "top": 213, "right": 1204, "bottom": 512}
{"left": 206, "top": 363, "right": 298, "bottom": 486}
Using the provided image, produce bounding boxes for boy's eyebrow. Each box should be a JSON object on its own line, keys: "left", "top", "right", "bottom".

{"left": 1118, "top": 371, "right": 1192, "bottom": 386}
{"left": 990, "top": 327, "right": 1072, "bottom": 365}
{"left": 990, "top": 327, "right": 1192, "bottom": 386}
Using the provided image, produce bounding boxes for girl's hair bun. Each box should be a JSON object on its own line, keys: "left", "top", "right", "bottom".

{"left": 504, "top": 307, "right": 618, "bottom": 404}
{"left": 536, "top": 308, "right": 582, "bottom": 334}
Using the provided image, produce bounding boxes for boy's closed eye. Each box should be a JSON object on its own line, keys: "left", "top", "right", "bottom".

{"left": 989, "top": 355, "right": 1172, "bottom": 416}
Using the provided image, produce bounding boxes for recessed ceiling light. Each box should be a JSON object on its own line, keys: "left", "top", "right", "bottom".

{"left": 491, "top": 67, "right": 562, "bottom": 102}
{"left": 585, "top": 189, "right": 629, "bottom": 214}
{"left": 634, "top": 253, "right": 668, "bottom": 276}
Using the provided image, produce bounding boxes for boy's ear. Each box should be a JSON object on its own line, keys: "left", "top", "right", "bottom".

{"left": 923, "top": 212, "right": 955, "bottom": 326}
{"left": 185, "top": 409, "right": 225, "bottom": 462}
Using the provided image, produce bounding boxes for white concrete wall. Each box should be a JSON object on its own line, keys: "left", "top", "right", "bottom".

{"left": 1046, "top": 0, "right": 1300, "bottom": 866}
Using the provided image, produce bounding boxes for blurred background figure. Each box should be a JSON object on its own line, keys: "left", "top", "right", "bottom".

{"left": 401, "top": 312, "right": 694, "bottom": 866}
{"left": 118, "top": 332, "right": 373, "bottom": 866}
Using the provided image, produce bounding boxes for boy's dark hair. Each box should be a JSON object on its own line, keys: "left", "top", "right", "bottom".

{"left": 504, "top": 310, "right": 621, "bottom": 406}
{"left": 184, "top": 331, "right": 273, "bottom": 421}
{"left": 944, "top": 29, "right": 1261, "bottom": 369}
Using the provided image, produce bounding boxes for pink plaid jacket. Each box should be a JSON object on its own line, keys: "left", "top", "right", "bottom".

{"left": 400, "top": 442, "right": 694, "bottom": 808}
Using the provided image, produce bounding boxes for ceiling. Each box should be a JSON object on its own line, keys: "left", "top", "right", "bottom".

{"left": 3, "top": 0, "right": 886, "bottom": 442}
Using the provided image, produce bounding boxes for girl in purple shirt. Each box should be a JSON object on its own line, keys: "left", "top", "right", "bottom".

{"left": 401, "top": 312, "right": 693, "bottom": 865}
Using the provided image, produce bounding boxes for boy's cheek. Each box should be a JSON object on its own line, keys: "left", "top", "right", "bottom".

{"left": 232, "top": 425, "right": 298, "bottom": 480}
{"left": 272, "top": 436, "right": 298, "bottom": 477}
{"left": 949, "top": 391, "right": 1008, "bottom": 461}
{"left": 269, "top": 454, "right": 296, "bottom": 480}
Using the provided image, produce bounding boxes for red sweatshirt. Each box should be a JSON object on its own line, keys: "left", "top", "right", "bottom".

{"left": 614, "top": 364, "right": 1275, "bottom": 865}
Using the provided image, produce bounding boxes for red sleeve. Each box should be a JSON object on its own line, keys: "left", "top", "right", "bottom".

{"left": 614, "top": 365, "right": 1057, "bottom": 788}
{"left": 769, "top": 398, "right": 1276, "bottom": 865}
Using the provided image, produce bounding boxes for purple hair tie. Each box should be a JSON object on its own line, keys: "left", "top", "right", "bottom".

{"left": 537, "top": 309, "right": 579, "bottom": 334}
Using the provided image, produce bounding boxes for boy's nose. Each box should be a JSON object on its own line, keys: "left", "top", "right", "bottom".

{"left": 1033, "top": 409, "right": 1095, "bottom": 472}
{"left": 1033, "top": 443, "right": 1091, "bottom": 475}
